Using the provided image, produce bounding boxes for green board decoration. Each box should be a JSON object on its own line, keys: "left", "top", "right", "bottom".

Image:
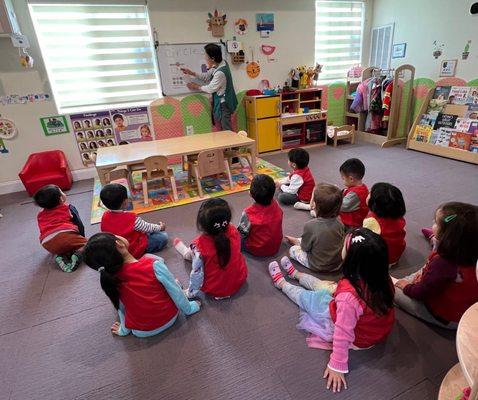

{"left": 396, "top": 79, "right": 413, "bottom": 138}
{"left": 412, "top": 78, "right": 436, "bottom": 122}
{"left": 180, "top": 94, "right": 212, "bottom": 135}
{"left": 235, "top": 90, "right": 247, "bottom": 132}
{"left": 327, "top": 82, "right": 346, "bottom": 126}
{"left": 467, "top": 78, "right": 478, "bottom": 87}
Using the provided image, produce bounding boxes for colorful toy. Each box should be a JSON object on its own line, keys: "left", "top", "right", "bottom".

{"left": 207, "top": 9, "right": 227, "bottom": 37}
{"left": 298, "top": 65, "right": 308, "bottom": 89}
{"left": 246, "top": 48, "right": 260, "bottom": 78}
{"left": 289, "top": 68, "right": 299, "bottom": 88}
{"left": 307, "top": 64, "right": 322, "bottom": 87}
{"left": 235, "top": 18, "right": 248, "bottom": 35}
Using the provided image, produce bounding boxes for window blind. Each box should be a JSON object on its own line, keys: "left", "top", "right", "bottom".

{"left": 315, "top": 1, "right": 364, "bottom": 83}
{"left": 29, "top": 3, "right": 160, "bottom": 112}
{"left": 370, "top": 24, "right": 394, "bottom": 70}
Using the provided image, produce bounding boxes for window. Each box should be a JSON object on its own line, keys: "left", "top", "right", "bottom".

{"left": 29, "top": 3, "right": 160, "bottom": 113}
{"left": 370, "top": 23, "right": 394, "bottom": 70}
{"left": 315, "top": 1, "right": 364, "bottom": 83}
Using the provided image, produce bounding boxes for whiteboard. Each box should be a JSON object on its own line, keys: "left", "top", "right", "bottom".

{"left": 157, "top": 42, "right": 226, "bottom": 96}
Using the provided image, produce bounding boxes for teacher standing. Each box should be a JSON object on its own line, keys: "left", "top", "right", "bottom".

{"left": 181, "top": 43, "right": 238, "bottom": 131}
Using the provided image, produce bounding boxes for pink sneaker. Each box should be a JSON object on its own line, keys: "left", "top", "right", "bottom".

{"left": 421, "top": 228, "right": 434, "bottom": 241}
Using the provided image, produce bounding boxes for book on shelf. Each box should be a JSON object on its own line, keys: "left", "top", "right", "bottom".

{"left": 429, "top": 130, "right": 440, "bottom": 144}
{"left": 419, "top": 111, "right": 439, "bottom": 127}
{"left": 465, "top": 104, "right": 478, "bottom": 120}
{"left": 434, "top": 128, "right": 453, "bottom": 147}
{"left": 455, "top": 118, "right": 473, "bottom": 132}
{"left": 433, "top": 113, "right": 458, "bottom": 130}
{"left": 426, "top": 86, "right": 451, "bottom": 113}
{"left": 466, "top": 88, "right": 478, "bottom": 105}
{"left": 469, "top": 132, "right": 478, "bottom": 153}
{"left": 468, "top": 121, "right": 478, "bottom": 133}
{"left": 448, "top": 86, "right": 471, "bottom": 105}
{"left": 412, "top": 125, "right": 433, "bottom": 142}
{"left": 448, "top": 131, "right": 472, "bottom": 150}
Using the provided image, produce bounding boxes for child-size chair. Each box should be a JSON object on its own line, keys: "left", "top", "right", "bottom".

{"left": 187, "top": 149, "right": 234, "bottom": 198}
{"left": 141, "top": 156, "right": 178, "bottom": 205}
{"left": 19, "top": 150, "right": 73, "bottom": 196}
{"left": 327, "top": 124, "right": 355, "bottom": 147}
{"left": 224, "top": 130, "right": 254, "bottom": 172}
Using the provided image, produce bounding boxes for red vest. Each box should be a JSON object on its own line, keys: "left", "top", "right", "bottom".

{"left": 117, "top": 256, "right": 178, "bottom": 331}
{"left": 37, "top": 204, "right": 78, "bottom": 242}
{"left": 193, "top": 225, "right": 248, "bottom": 297}
{"left": 292, "top": 167, "right": 315, "bottom": 202}
{"left": 329, "top": 279, "right": 395, "bottom": 348}
{"left": 368, "top": 212, "right": 406, "bottom": 264}
{"left": 424, "top": 253, "right": 478, "bottom": 323}
{"left": 340, "top": 184, "right": 369, "bottom": 227}
{"left": 101, "top": 210, "right": 147, "bottom": 259}
{"left": 244, "top": 200, "right": 283, "bottom": 257}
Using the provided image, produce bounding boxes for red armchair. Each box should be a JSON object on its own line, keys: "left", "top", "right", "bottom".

{"left": 19, "top": 150, "right": 73, "bottom": 196}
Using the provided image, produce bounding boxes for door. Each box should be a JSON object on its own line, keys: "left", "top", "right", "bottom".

{"left": 246, "top": 96, "right": 281, "bottom": 119}
{"left": 257, "top": 117, "right": 281, "bottom": 153}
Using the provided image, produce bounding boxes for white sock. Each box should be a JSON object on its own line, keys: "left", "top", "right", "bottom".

{"left": 173, "top": 238, "right": 192, "bottom": 261}
{"left": 293, "top": 202, "right": 311, "bottom": 211}
{"left": 310, "top": 210, "right": 317, "bottom": 218}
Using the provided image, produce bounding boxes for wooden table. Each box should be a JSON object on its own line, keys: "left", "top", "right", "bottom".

{"left": 95, "top": 131, "right": 257, "bottom": 185}
{"left": 457, "top": 302, "right": 478, "bottom": 387}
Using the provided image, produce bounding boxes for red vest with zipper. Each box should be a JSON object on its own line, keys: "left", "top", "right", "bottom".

{"left": 423, "top": 252, "right": 478, "bottom": 323}
{"left": 101, "top": 210, "right": 147, "bottom": 259}
{"left": 37, "top": 204, "right": 78, "bottom": 242}
{"left": 329, "top": 279, "right": 395, "bottom": 348}
{"left": 117, "top": 256, "right": 178, "bottom": 331}
{"left": 340, "top": 184, "right": 369, "bottom": 227}
{"left": 368, "top": 211, "right": 406, "bottom": 264}
{"left": 193, "top": 225, "right": 248, "bottom": 297}
{"left": 244, "top": 200, "right": 283, "bottom": 257}
{"left": 292, "top": 167, "right": 315, "bottom": 202}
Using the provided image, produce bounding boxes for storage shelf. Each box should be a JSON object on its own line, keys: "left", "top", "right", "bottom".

{"left": 300, "top": 99, "right": 320, "bottom": 103}
{"left": 346, "top": 95, "right": 355, "bottom": 100}
{"left": 282, "top": 99, "right": 299, "bottom": 103}
{"left": 282, "top": 133, "right": 303, "bottom": 139}
{"left": 346, "top": 112, "right": 359, "bottom": 118}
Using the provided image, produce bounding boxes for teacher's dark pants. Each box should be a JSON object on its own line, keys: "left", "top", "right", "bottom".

{"left": 219, "top": 102, "right": 233, "bottom": 131}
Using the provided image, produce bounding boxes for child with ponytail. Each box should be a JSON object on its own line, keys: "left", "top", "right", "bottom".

{"left": 83, "top": 233, "right": 200, "bottom": 337}
{"left": 174, "top": 198, "right": 248, "bottom": 299}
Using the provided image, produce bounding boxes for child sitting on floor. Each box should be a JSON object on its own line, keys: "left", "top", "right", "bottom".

{"left": 238, "top": 174, "right": 283, "bottom": 257}
{"left": 393, "top": 202, "right": 478, "bottom": 329}
{"left": 277, "top": 148, "right": 315, "bottom": 207}
{"left": 338, "top": 158, "right": 369, "bottom": 228}
{"left": 100, "top": 183, "right": 168, "bottom": 259}
{"left": 174, "top": 198, "right": 248, "bottom": 299}
{"left": 34, "top": 184, "right": 87, "bottom": 272}
{"left": 83, "top": 233, "right": 200, "bottom": 337}
{"left": 363, "top": 182, "right": 406, "bottom": 265}
{"left": 285, "top": 183, "right": 345, "bottom": 272}
{"left": 268, "top": 228, "right": 395, "bottom": 393}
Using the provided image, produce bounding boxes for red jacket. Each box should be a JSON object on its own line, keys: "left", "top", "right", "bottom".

{"left": 37, "top": 203, "right": 78, "bottom": 242}
{"left": 117, "top": 256, "right": 178, "bottom": 331}
{"left": 367, "top": 211, "right": 406, "bottom": 264}
{"left": 193, "top": 225, "right": 248, "bottom": 297}
{"left": 101, "top": 210, "right": 147, "bottom": 259}
{"left": 340, "top": 184, "right": 369, "bottom": 227}
{"left": 406, "top": 252, "right": 478, "bottom": 323}
{"left": 292, "top": 167, "right": 315, "bottom": 202}
{"left": 244, "top": 200, "right": 283, "bottom": 257}
{"left": 329, "top": 279, "right": 395, "bottom": 348}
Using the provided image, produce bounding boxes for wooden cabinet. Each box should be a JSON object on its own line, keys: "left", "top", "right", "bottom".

{"left": 247, "top": 117, "right": 281, "bottom": 153}
{"left": 245, "top": 95, "right": 281, "bottom": 119}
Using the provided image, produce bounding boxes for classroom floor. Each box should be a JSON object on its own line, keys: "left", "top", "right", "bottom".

{"left": 1, "top": 141, "right": 477, "bottom": 400}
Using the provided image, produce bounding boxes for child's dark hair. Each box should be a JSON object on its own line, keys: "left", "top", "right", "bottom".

{"left": 204, "top": 43, "right": 223, "bottom": 63}
{"left": 313, "top": 183, "right": 342, "bottom": 218}
{"left": 100, "top": 183, "right": 128, "bottom": 210}
{"left": 197, "top": 198, "right": 232, "bottom": 268}
{"left": 33, "top": 184, "right": 63, "bottom": 209}
{"left": 250, "top": 174, "right": 275, "bottom": 206}
{"left": 288, "top": 148, "right": 310, "bottom": 169}
{"left": 83, "top": 233, "right": 124, "bottom": 309}
{"left": 342, "top": 228, "right": 394, "bottom": 316}
{"left": 340, "top": 158, "right": 365, "bottom": 180}
{"left": 435, "top": 202, "right": 478, "bottom": 265}
{"left": 368, "top": 182, "right": 406, "bottom": 218}
{"left": 112, "top": 113, "right": 123, "bottom": 122}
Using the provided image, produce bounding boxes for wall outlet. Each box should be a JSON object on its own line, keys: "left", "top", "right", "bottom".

{"left": 186, "top": 125, "right": 194, "bottom": 135}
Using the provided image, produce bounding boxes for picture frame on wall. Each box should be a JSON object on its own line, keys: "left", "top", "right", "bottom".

{"left": 439, "top": 59, "right": 458, "bottom": 77}
{"left": 392, "top": 43, "right": 407, "bottom": 58}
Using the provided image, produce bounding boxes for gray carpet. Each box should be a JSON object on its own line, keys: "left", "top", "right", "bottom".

{"left": 1, "top": 141, "right": 477, "bottom": 400}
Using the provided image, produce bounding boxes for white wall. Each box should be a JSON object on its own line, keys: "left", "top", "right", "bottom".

{"left": 371, "top": 0, "right": 478, "bottom": 80}
{"left": 0, "top": 0, "right": 373, "bottom": 188}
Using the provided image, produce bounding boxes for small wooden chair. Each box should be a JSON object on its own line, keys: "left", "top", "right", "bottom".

{"left": 141, "top": 156, "right": 178, "bottom": 205}
{"left": 187, "top": 149, "right": 234, "bottom": 198}
{"left": 327, "top": 124, "right": 355, "bottom": 147}
{"left": 224, "top": 130, "right": 254, "bottom": 171}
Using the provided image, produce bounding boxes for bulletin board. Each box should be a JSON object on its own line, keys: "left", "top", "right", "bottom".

{"left": 157, "top": 42, "right": 226, "bottom": 96}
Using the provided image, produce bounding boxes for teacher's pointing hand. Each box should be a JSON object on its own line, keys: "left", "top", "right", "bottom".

{"left": 187, "top": 82, "right": 201, "bottom": 91}
{"left": 180, "top": 67, "right": 195, "bottom": 76}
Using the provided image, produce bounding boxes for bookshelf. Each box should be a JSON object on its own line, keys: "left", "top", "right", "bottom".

{"left": 407, "top": 87, "right": 478, "bottom": 165}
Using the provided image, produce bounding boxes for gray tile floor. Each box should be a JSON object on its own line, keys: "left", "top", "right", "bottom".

{"left": 1, "top": 142, "right": 477, "bottom": 400}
